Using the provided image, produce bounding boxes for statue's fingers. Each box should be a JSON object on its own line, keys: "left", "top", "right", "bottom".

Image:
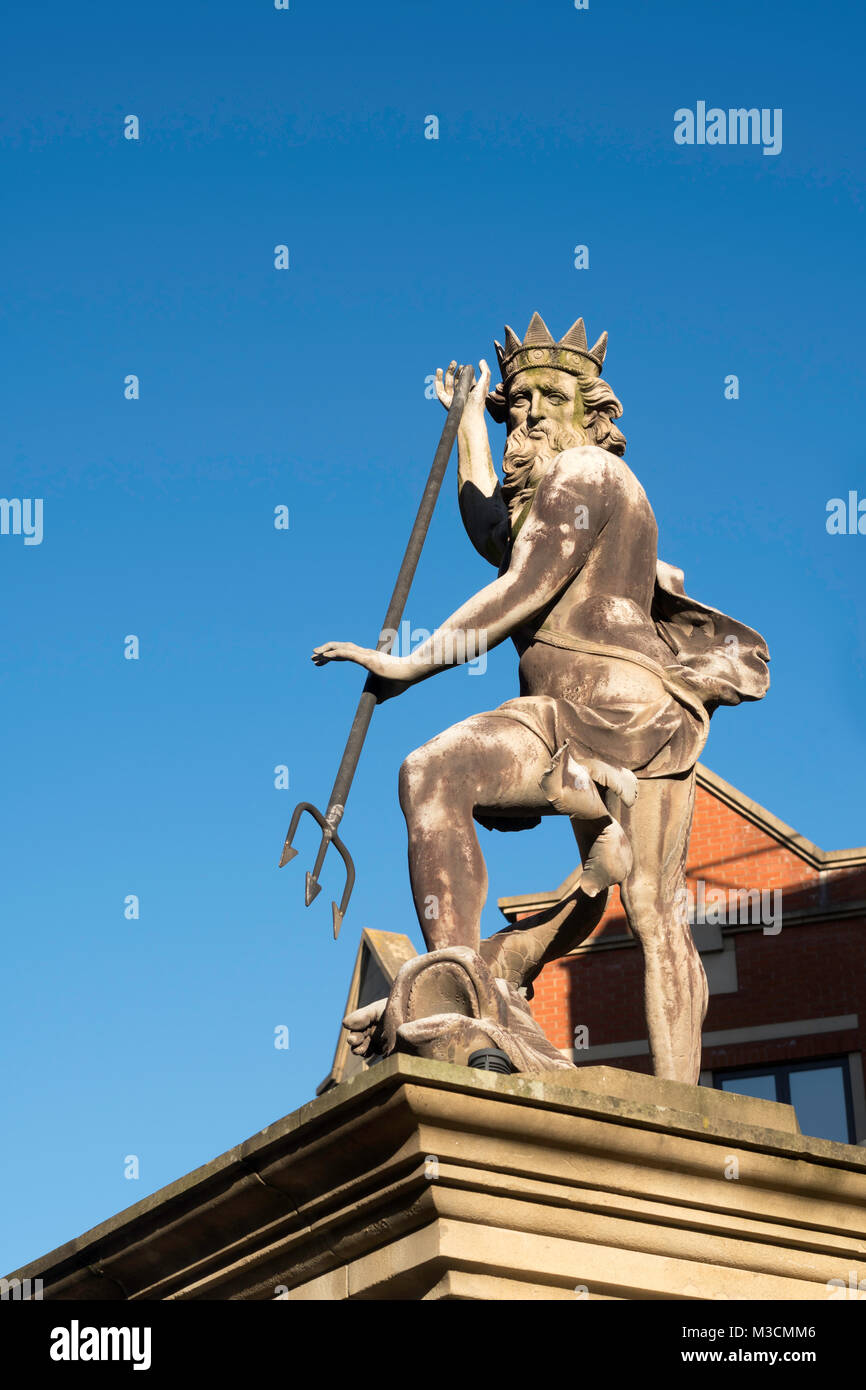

{"left": 434, "top": 367, "right": 449, "bottom": 405}
{"left": 312, "top": 641, "right": 350, "bottom": 663}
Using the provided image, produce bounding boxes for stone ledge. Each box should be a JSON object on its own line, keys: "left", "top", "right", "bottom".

{"left": 8, "top": 1058, "right": 866, "bottom": 1301}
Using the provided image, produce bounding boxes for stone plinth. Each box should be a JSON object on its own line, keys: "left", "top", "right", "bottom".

{"left": 11, "top": 1058, "right": 866, "bottom": 1300}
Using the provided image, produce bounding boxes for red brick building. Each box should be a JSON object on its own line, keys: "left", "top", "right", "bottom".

{"left": 501, "top": 765, "right": 866, "bottom": 1145}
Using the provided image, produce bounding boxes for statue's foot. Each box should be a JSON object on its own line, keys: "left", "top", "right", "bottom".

{"left": 579, "top": 818, "right": 634, "bottom": 897}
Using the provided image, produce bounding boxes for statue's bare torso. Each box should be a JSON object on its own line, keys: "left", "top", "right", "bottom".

{"left": 502, "top": 446, "right": 675, "bottom": 711}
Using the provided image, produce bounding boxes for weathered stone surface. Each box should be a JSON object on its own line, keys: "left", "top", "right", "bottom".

{"left": 9, "top": 1058, "right": 865, "bottom": 1301}
{"left": 546, "top": 1064, "right": 801, "bottom": 1134}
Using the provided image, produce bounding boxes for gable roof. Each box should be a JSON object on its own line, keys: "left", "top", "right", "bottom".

{"left": 695, "top": 765, "right": 866, "bottom": 873}
{"left": 316, "top": 928, "right": 417, "bottom": 1094}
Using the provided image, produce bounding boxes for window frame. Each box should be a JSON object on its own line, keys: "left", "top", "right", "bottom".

{"left": 712, "top": 1055, "right": 855, "bottom": 1144}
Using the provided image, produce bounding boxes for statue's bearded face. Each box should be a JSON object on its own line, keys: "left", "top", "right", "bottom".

{"left": 496, "top": 359, "right": 627, "bottom": 463}
{"left": 506, "top": 367, "right": 584, "bottom": 436}
{"left": 502, "top": 367, "right": 587, "bottom": 488}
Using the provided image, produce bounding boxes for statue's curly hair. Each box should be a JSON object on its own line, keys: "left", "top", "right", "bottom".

{"left": 486, "top": 368, "right": 627, "bottom": 457}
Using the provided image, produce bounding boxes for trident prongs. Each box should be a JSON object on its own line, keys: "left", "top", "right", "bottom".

{"left": 279, "top": 801, "right": 356, "bottom": 939}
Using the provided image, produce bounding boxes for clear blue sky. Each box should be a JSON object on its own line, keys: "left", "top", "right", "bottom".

{"left": 2, "top": 0, "right": 864, "bottom": 1272}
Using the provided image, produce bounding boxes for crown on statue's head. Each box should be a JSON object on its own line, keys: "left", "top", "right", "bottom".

{"left": 494, "top": 312, "right": 608, "bottom": 385}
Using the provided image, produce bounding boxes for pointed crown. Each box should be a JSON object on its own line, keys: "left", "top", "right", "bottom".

{"left": 494, "top": 313, "right": 608, "bottom": 385}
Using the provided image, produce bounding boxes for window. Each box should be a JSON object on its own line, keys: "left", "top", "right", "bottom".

{"left": 713, "top": 1057, "right": 855, "bottom": 1144}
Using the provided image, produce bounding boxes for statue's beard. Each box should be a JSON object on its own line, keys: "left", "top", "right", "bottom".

{"left": 501, "top": 419, "right": 585, "bottom": 525}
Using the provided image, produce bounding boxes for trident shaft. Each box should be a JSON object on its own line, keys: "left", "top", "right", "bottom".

{"left": 279, "top": 366, "right": 475, "bottom": 938}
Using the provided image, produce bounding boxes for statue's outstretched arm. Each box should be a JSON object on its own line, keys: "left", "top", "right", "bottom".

{"left": 312, "top": 455, "right": 610, "bottom": 692}
{"left": 404, "top": 457, "right": 608, "bottom": 669}
{"left": 436, "top": 360, "right": 508, "bottom": 567}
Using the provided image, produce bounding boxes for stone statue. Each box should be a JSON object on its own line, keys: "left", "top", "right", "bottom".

{"left": 314, "top": 314, "right": 769, "bottom": 1084}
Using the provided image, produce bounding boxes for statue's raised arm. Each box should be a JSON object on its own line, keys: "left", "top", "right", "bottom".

{"left": 435, "top": 359, "right": 509, "bottom": 567}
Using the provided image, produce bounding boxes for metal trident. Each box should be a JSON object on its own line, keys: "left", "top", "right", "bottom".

{"left": 279, "top": 366, "right": 475, "bottom": 938}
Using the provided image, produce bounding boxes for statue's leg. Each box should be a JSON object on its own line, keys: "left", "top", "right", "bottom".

{"left": 479, "top": 819, "right": 610, "bottom": 991}
{"left": 398, "top": 715, "right": 561, "bottom": 953}
{"left": 617, "top": 769, "right": 707, "bottom": 1084}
